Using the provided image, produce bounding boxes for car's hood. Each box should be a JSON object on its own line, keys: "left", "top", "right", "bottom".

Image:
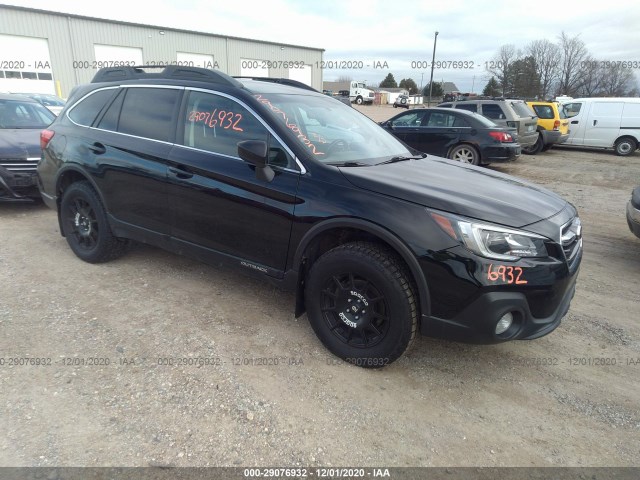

{"left": 0, "top": 129, "right": 42, "bottom": 158}
{"left": 339, "top": 157, "right": 568, "bottom": 228}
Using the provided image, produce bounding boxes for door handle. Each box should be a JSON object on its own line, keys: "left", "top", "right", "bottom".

{"left": 88, "top": 142, "right": 106, "bottom": 154}
{"left": 593, "top": 120, "right": 598, "bottom": 126}
{"left": 169, "top": 166, "right": 194, "bottom": 180}
{"left": 571, "top": 120, "right": 579, "bottom": 124}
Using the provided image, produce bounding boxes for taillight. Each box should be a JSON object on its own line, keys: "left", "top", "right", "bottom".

{"left": 553, "top": 120, "right": 561, "bottom": 130}
{"left": 488, "top": 131, "right": 513, "bottom": 143}
{"left": 40, "top": 129, "right": 55, "bottom": 150}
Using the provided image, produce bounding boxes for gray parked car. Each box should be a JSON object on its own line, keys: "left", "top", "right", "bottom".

{"left": 438, "top": 99, "right": 539, "bottom": 150}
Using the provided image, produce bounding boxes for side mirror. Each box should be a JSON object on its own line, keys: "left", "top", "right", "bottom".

{"left": 238, "top": 140, "right": 274, "bottom": 182}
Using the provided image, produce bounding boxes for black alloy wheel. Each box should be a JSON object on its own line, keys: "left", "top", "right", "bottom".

{"left": 60, "top": 181, "right": 129, "bottom": 263}
{"left": 305, "top": 242, "right": 418, "bottom": 367}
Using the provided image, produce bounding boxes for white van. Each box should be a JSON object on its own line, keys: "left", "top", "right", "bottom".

{"left": 562, "top": 98, "right": 640, "bottom": 156}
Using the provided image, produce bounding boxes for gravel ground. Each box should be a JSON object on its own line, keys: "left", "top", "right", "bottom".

{"left": 0, "top": 105, "right": 639, "bottom": 467}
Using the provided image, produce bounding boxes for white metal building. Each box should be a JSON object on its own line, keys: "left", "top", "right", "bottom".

{"left": 0, "top": 4, "right": 324, "bottom": 97}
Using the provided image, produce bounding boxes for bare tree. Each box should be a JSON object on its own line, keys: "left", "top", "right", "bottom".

{"left": 557, "top": 32, "right": 588, "bottom": 96}
{"left": 577, "top": 57, "right": 605, "bottom": 96}
{"left": 485, "top": 44, "right": 519, "bottom": 96}
{"left": 337, "top": 75, "right": 353, "bottom": 83}
{"left": 599, "top": 63, "right": 636, "bottom": 96}
{"left": 527, "top": 39, "right": 561, "bottom": 99}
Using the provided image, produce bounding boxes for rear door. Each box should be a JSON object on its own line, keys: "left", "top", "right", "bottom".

{"left": 418, "top": 110, "right": 464, "bottom": 156}
{"left": 88, "top": 86, "right": 182, "bottom": 234}
{"left": 585, "top": 102, "right": 624, "bottom": 147}
{"left": 65, "top": 86, "right": 180, "bottom": 235}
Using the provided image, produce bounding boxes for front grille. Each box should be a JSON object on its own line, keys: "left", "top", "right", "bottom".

{"left": 561, "top": 217, "right": 582, "bottom": 263}
{"left": 0, "top": 157, "right": 39, "bottom": 173}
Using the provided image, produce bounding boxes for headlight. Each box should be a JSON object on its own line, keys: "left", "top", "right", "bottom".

{"left": 430, "top": 211, "right": 548, "bottom": 261}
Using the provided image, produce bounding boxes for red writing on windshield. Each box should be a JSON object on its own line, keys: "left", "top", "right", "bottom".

{"left": 188, "top": 109, "right": 243, "bottom": 131}
{"left": 254, "top": 94, "right": 325, "bottom": 156}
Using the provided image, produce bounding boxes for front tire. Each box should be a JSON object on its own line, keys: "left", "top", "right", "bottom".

{"left": 60, "top": 181, "right": 129, "bottom": 263}
{"left": 449, "top": 144, "right": 480, "bottom": 165}
{"left": 614, "top": 136, "right": 637, "bottom": 156}
{"left": 356, "top": 96, "right": 364, "bottom": 105}
{"left": 305, "top": 242, "right": 418, "bottom": 367}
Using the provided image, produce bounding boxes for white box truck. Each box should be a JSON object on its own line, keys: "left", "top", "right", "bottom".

{"left": 563, "top": 98, "right": 640, "bottom": 156}
{"left": 350, "top": 81, "right": 375, "bottom": 105}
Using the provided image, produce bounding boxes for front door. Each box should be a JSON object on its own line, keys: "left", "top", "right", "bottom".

{"left": 167, "top": 89, "right": 301, "bottom": 274}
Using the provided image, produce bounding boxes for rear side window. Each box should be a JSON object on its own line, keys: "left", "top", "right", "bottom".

{"left": 118, "top": 88, "right": 181, "bottom": 142}
{"left": 96, "top": 90, "right": 125, "bottom": 131}
{"left": 532, "top": 105, "right": 554, "bottom": 119}
{"left": 510, "top": 101, "right": 536, "bottom": 118}
{"left": 481, "top": 104, "right": 506, "bottom": 120}
{"left": 68, "top": 89, "right": 117, "bottom": 126}
{"left": 455, "top": 103, "right": 477, "bottom": 113}
{"left": 424, "top": 112, "right": 457, "bottom": 127}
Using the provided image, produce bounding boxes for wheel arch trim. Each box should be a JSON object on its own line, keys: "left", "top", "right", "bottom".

{"left": 54, "top": 165, "right": 108, "bottom": 234}
{"left": 293, "top": 217, "right": 431, "bottom": 317}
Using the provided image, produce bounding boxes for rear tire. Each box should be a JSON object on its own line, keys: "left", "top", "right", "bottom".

{"left": 305, "top": 242, "right": 418, "bottom": 367}
{"left": 614, "top": 137, "right": 637, "bottom": 156}
{"left": 60, "top": 181, "right": 129, "bottom": 263}
{"left": 523, "top": 133, "right": 544, "bottom": 155}
{"left": 449, "top": 144, "right": 480, "bottom": 165}
{"left": 541, "top": 144, "right": 553, "bottom": 152}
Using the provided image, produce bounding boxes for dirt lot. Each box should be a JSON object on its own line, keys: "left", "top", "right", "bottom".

{"left": 1, "top": 104, "right": 639, "bottom": 468}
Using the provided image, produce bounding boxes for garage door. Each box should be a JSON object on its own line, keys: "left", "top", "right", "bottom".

{"left": 288, "top": 65, "right": 312, "bottom": 87}
{"left": 0, "top": 34, "right": 54, "bottom": 94}
{"left": 94, "top": 44, "right": 143, "bottom": 68}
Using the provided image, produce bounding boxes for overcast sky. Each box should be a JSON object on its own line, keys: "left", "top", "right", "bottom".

{"left": 5, "top": 0, "right": 640, "bottom": 92}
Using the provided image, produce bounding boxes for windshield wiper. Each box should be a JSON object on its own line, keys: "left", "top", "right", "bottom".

{"left": 326, "top": 161, "right": 369, "bottom": 167}
{"left": 376, "top": 154, "right": 426, "bottom": 165}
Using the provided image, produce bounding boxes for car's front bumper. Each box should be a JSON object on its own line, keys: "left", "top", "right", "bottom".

{"left": 420, "top": 277, "right": 577, "bottom": 343}
{"left": 0, "top": 167, "right": 39, "bottom": 202}
{"left": 418, "top": 235, "right": 582, "bottom": 343}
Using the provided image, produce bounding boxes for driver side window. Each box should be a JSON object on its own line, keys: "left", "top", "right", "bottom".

{"left": 182, "top": 91, "right": 268, "bottom": 158}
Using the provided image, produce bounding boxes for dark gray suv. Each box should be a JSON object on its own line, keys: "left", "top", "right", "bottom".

{"left": 438, "top": 99, "right": 538, "bottom": 150}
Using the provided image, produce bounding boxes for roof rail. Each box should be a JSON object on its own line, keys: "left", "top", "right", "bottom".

{"left": 91, "top": 65, "right": 242, "bottom": 88}
{"left": 233, "top": 76, "right": 318, "bottom": 92}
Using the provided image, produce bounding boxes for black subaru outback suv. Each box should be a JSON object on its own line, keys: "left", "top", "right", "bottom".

{"left": 38, "top": 66, "right": 583, "bottom": 367}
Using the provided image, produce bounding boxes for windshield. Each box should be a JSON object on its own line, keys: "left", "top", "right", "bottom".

{"left": 254, "top": 93, "right": 412, "bottom": 165}
{"left": 0, "top": 99, "right": 55, "bottom": 129}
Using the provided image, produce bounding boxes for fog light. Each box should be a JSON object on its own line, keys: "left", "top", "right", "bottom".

{"left": 495, "top": 312, "right": 513, "bottom": 335}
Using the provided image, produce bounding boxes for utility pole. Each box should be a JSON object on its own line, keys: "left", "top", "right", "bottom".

{"left": 428, "top": 31, "right": 439, "bottom": 106}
